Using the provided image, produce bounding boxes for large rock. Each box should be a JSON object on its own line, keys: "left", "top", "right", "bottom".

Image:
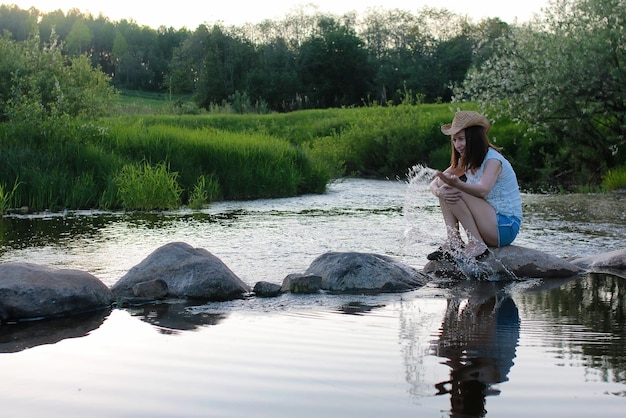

{"left": 571, "top": 248, "right": 626, "bottom": 278}
{"left": 305, "top": 252, "right": 429, "bottom": 293}
{"left": 424, "top": 245, "right": 584, "bottom": 280}
{"left": 111, "top": 242, "right": 250, "bottom": 302}
{"left": 0, "top": 262, "right": 113, "bottom": 322}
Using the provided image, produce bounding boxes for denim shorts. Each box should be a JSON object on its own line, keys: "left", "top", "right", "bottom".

{"left": 497, "top": 214, "right": 521, "bottom": 247}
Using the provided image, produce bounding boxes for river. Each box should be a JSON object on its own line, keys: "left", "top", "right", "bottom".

{"left": 0, "top": 176, "right": 624, "bottom": 417}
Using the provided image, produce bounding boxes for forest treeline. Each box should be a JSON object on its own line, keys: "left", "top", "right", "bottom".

{"left": 0, "top": 4, "right": 505, "bottom": 111}
{"left": 0, "top": 0, "right": 624, "bottom": 213}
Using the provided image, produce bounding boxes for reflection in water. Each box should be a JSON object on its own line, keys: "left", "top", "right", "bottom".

{"left": 0, "top": 309, "right": 110, "bottom": 353}
{"left": 517, "top": 273, "right": 626, "bottom": 385}
{"left": 126, "top": 300, "right": 226, "bottom": 333}
{"left": 338, "top": 301, "right": 386, "bottom": 315}
{"left": 431, "top": 283, "right": 520, "bottom": 417}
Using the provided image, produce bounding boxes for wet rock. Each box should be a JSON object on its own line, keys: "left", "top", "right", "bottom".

{"left": 571, "top": 248, "right": 626, "bottom": 279}
{"left": 253, "top": 281, "right": 282, "bottom": 297}
{"left": 423, "top": 245, "right": 584, "bottom": 280}
{"left": 111, "top": 242, "right": 250, "bottom": 302}
{"left": 0, "top": 262, "right": 113, "bottom": 322}
{"left": 280, "top": 273, "right": 322, "bottom": 294}
{"left": 305, "top": 252, "right": 428, "bottom": 293}
{"left": 133, "top": 278, "right": 169, "bottom": 299}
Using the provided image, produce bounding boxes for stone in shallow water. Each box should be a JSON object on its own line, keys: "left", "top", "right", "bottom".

{"left": 111, "top": 241, "right": 250, "bottom": 302}
{"left": 0, "top": 262, "right": 113, "bottom": 322}
{"left": 571, "top": 248, "right": 626, "bottom": 279}
{"left": 305, "top": 251, "right": 429, "bottom": 293}
{"left": 423, "top": 245, "right": 585, "bottom": 280}
{"left": 280, "top": 273, "right": 322, "bottom": 294}
{"left": 253, "top": 281, "right": 282, "bottom": 297}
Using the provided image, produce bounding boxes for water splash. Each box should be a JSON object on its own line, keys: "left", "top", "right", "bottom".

{"left": 402, "top": 165, "right": 446, "bottom": 257}
{"left": 405, "top": 164, "right": 438, "bottom": 188}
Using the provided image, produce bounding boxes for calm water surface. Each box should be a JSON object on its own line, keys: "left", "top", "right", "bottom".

{"left": 0, "top": 177, "right": 625, "bottom": 417}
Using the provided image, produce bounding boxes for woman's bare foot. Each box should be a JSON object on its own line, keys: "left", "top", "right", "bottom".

{"left": 465, "top": 243, "right": 490, "bottom": 260}
{"left": 427, "top": 240, "right": 465, "bottom": 261}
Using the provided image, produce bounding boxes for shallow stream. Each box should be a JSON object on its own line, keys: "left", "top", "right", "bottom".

{"left": 0, "top": 176, "right": 624, "bottom": 417}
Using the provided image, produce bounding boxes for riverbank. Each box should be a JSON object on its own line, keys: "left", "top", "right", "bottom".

{"left": 2, "top": 103, "right": 624, "bottom": 213}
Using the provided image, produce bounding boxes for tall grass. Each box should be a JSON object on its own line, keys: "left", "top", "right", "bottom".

{"left": 0, "top": 109, "right": 331, "bottom": 211}
{"left": 115, "top": 161, "right": 182, "bottom": 210}
{"left": 103, "top": 121, "right": 326, "bottom": 200}
{"left": 188, "top": 174, "right": 222, "bottom": 209}
{"left": 603, "top": 165, "right": 626, "bottom": 191}
{"left": 0, "top": 179, "right": 20, "bottom": 215}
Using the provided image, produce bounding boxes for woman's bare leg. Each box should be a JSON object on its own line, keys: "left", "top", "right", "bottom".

{"left": 439, "top": 198, "right": 464, "bottom": 249}
{"left": 443, "top": 192, "right": 498, "bottom": 257}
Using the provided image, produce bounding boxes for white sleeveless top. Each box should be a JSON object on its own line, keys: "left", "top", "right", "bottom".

{"left": 464, "top": 148, "right": 523, "bottom": 220}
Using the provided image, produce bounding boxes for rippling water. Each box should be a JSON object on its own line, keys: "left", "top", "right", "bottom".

{"left": 0, "top": 177, "right": 625, "bottom": 417}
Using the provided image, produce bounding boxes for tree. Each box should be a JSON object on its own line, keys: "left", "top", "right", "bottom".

{"left": 66, "top": 18, "right": 93, "bottom": 56}
{"left": 167, "top": 25, "right": 209, "bottom": 94}
{"left": 298, "top": 17, "right": 373, "bottom": 108}
{"left": 195, "top": 25, "right": 255, "bottom": 108}
{"left": 0, "top": 4, "right": 38, "bottom": 41}
{"left": 459, "top": 0, "right": 626, "bottom": 187}
{"left": 0, "top": 34, "right": 116, "bottom": 125}
{"left": 246, "top": 37, "right": 301, "bottom": 111}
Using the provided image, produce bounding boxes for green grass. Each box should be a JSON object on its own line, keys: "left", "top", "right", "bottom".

{"left": 114, "top": 161, "right": 182, "bottom": 210}
{"left": 114, "top": 90, "right": 199, "bottom": 115}
{"left": 603, "top": 165, "right": 626, "bottom": 191}
{"left": 1, "top": 92, "right": 622, "bottom": 213}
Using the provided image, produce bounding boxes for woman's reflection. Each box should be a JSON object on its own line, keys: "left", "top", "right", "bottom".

{"left": 432, "top": 284, "right": 520, "bottom": 417}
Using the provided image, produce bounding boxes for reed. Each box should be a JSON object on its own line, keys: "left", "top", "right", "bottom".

{"left": 103, "top": 121, "right": 327, "bottom": 200}
{"left": 602, "top": 166, "right": 626, "bottom": 191}
{"left": 8, "top": 100, "right": 611, "bottom": 212}
{"left": 114, "top": 161, "right": 182, "bottom": 210}
{"left": 0, "top": 179, "right": 20, "bottom": 215}
{"left": 188, "top": 174, "right": 222, "bottom": 209}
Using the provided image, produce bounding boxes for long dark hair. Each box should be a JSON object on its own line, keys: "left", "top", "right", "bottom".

{"left": 450, "top": 126, "right": 502, "bottom": 172}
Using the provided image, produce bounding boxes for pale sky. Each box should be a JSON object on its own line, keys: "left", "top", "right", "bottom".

{"left": 6, "top": 0, "right": 550, "bottom": 29}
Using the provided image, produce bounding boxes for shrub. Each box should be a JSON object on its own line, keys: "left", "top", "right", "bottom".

{"left": 114, "top": 161, "right": 182, "bottom": 210}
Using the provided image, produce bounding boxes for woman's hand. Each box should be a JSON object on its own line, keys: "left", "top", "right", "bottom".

{"left": 436, "top": 170, "right": 461, "bottom": 187}
{"left": 436, "top": 184, "right": 462, "bottom": 203}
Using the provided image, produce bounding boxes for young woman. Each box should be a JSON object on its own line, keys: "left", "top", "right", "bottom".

{"left": 428, "top": 111, "right": 522, "bottom": 261}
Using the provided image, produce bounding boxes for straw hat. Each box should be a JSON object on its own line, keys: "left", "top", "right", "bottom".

{"left": 441, "top": 111, "right": 490, "bottom": 136}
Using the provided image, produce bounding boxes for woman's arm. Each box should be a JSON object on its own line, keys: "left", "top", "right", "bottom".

{"left": 436, "top": 159, "right": 502, "bottom": 198}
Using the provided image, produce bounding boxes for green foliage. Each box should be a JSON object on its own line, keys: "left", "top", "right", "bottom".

{"left": 298, "top": 17, "right": 373, "bottom": 108}
{"left": 459, "top": 0, "right": 626, "bottom": 189}
{"left": 0, "top": 179, "right": 20, "bottom": 215}
{"left": 3, "top": 4, "right": 483, "bottom": 109}
{"left": 307, "top": 103, "right": 456, "bottom": 178}
{"left": 188, "top": 175, "right": 222, "bottom": 209}
{"left": 0, "top": 35, "right": 117, "bottom": 123}
{"left": 602, "top": 166, "right": 626, "bottom": 191}
{"left": 104, "top": 119, "right": 328, "bottom": 200}
{"left": 114, "top": 162, "right": 182, "bottom": 210}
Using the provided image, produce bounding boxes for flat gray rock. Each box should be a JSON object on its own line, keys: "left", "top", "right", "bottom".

{"left": 424, "top": 245, "right": 584, "bottom": 280}
{"left": 0, "top": 262, "right": 112, "bottom": 322}
{"left": 571, "top": 248, "right": 626, "bottom": 278}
